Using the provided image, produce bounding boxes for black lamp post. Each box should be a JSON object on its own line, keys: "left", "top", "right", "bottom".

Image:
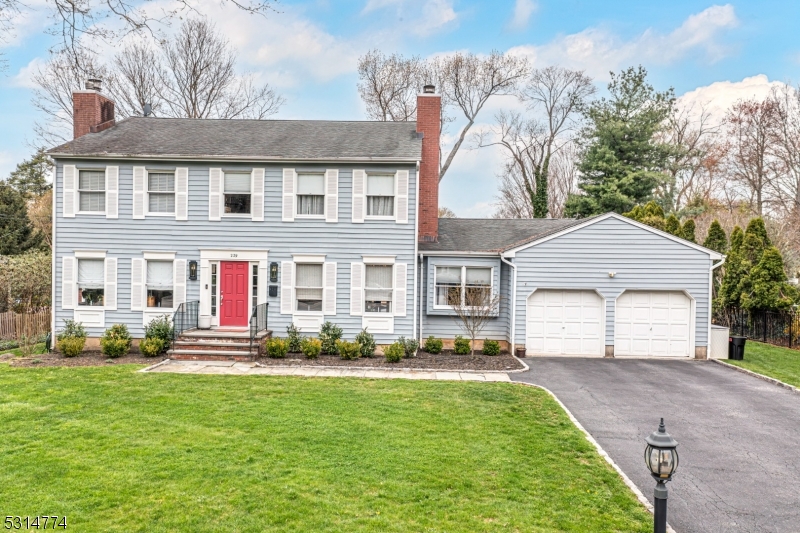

{"left": 644, "top": 418, "right": 679, "bottom": 533}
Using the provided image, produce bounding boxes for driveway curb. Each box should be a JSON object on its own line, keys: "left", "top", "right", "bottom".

{"left": 710, "top": 358, "right": 799, "bottom": 393}
{"left": 514, "top": 381, "right": 676, "bottom": 533}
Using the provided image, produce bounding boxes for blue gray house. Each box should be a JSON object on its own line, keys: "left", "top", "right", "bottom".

{"left": 49, "top": 81, "right": 723, "bottom": 359}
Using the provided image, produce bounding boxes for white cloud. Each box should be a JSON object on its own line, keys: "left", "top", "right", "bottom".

{"left": 508, "top": 0, "right": 537, "bottom": 31}
{"left": 10, "top": 57, "right": 44, "bottom": 89}
{"left": 361, "top": 0, "right": 458, "bottom": 36}
{"left": 508, "top": 4, "right": 739, "bottom": 80}
{"left": 677, "top": 74, "right": 787, "bottom": 124}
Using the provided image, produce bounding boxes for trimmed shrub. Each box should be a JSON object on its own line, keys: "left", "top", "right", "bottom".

{"left": 266, "top": 337, "right": 289, "bottom": 359}
{"left": 397, "top": 336, "right": 419, "bottom": 358}
{"left": 336, "top": 340, "right": 361, "bottom": 360}
{"left": 453, "top": 335, "right": 470, "bottom": 355}
{"left": 482, "top": 339, "right": 501, "bottom": 356}
{"left": 355, "top": 329, "right": 376, "bottom": 358}
{"left": 301, "top": 337, "right": 322, "bottom": 359}
{"left": 100, "top": 324, "right": 132, "bottom": 358}
{"left": 139, "top": 337, "right": 165, "bottom": 358}
{"left": 58, "top": 336, "right": 85, "bottom": 358}
{"left": 319, "top": 321, "right": 343, "bottom": 355}
{"left": 144, "top": 315, "right": 173, "bottom": 348}
{"left": 384, "top": 342, "right": 404, "bottom": 363}
{"left": 57, "top": 319, "right": 86, "bottom": 342}
{"left": 286, "top": 323, "right": 303, "bottom": 353}
{"left": 423, "top": 336, "right": 443, "bottom": 354}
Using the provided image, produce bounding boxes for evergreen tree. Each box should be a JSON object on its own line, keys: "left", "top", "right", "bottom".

{"left": 717, "top": 247, "right": 746, "bottom": 309}
{"left": 703, "top": 220, "right": 728, "bottom": 253}
{"left": 664, "top": 214, "right": 681, "bottom": 236}
{"left": 729, "top": 226, "right": 744, "bottom": 253}
{"left": 6, "top": 150, "right": 52, "bottom": 198}
{"left": 565, "top": 66, "right": 674, "bottom": 217}
{"left": 744, "top": 217, "right": 771, "bottom": 247}
{"left": 0, "top": 183, "right": 44, "bottom": 255}
{"left": 739, "top": 247, "right": 799, "bottom": 311}
{"left": 680, "top": 219, "right": 696, "bottom": 243}
{"left": 643, "top": 200, "right": 664, "bottom": 218}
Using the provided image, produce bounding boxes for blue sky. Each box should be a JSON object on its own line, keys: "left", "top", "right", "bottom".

{"left": 1, "top": 0, "right": 798, "bottom": 215}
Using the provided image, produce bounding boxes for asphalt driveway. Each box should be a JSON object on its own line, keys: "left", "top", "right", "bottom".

{"left": 512, "top": 358, "right": 800, "bottom": 533}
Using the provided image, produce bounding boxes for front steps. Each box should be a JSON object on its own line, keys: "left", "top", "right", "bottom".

{"left": 168, "top": 328, "right": 272, "bottom": 361}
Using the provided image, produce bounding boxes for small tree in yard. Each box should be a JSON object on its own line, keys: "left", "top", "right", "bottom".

{"left": 449, "top": 285, "right": 501, "bottom": 355}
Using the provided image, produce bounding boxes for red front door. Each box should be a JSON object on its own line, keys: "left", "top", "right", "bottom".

{"left": 220, "top": 261, "right": 249, "bottom": 327}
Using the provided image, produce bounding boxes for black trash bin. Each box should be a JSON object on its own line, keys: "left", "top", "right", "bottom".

{"left": 728, "top": 336, "right": 746, "bottom": 360}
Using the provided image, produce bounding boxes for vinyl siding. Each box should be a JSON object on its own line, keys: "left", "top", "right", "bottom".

{"left": 53, "top": 159, "right": 417, "bottom": 343}
{"left": 511, "top": 217, "right": 713, "bottom": 349}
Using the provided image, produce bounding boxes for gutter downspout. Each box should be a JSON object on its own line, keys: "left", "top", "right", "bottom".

{"left": 708, "top": 257, "right": 726, "bottom": 355}
{"left": 500, "top": 254, "right": 517, "bottom": 353}
{"left": 418, "top": 253, "right": 424, "bottom": 343}
{"left": 412, "top": 160, "right": 420, "bottom": 343}
{"left": 51, "top": 163, "right": 57, "bottom": 338}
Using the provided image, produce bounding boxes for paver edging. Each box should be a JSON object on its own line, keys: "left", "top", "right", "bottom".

{"left": 710, "top": 358, "right": 799, "bottom": 393}
{"left": 514, "top": 381, "right": 676, "bottom": 533}
{"left": 138, "top": 358, "right": 172, "bottom": 373}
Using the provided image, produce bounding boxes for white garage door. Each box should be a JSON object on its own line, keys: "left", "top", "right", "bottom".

{"left": 615, "top": 291, "right": 691, "bottom": 357}
{"left": 526, "top": 290, "right": 604, "bottom": 356}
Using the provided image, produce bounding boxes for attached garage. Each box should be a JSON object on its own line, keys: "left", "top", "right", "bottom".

{"left": 614, "top": 291, "right": 693, "bottom": 357}
{"left": 526, "top": 290, "right": 604, "bottom": 356}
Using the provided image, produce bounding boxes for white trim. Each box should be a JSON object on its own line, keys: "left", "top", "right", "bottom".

{"left": 431, "top": 265, "right": 495, "bottom": 310}
{"left": 73, "top": 308, "right": 105, "bottom": 328}
{"left": 613, "top": 289, "right": 696, "bottom": 358}
{"left": 74, "top": 250, "right": 107, "bottom": 259}
{"left": 708, "top": 258, "right": 726, "bottom": 352}
{"left": 362, "top": 255, "right": 395, "bottom": 264}
{"left": 362, "top": 315, "right": 394, "bottom": 334}
{"left": 500, "top": 256, "right": 517, "bottom": 347}
{"left": 51, "top": 154, "right": 421, "bottom": 164}
{"left": 292, "top": 254, "right": 326, "bottom": 262}
{"left": 143, "top": 251, "right": 176, "bottom": 260}
{"left": 524, "top": 288, "right": 606, "bottom": 357}
{"left": 503, "top": 213, "right": 724, "bottom": 259}
{"left": 199, "top": 249, "right": 269, "bottom": 262}
{"left": 413, "top": 161, "right": 419, "bottom": 342}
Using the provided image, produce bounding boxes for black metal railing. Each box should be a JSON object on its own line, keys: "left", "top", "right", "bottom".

{"left": 250, "top": 302, "right": 269, "bottom": 356}
{"left": 713, "top": 307, "right": 800, "bottom": 350}
{"left": 172, "top": 300, "right": 200, "bottom": 350}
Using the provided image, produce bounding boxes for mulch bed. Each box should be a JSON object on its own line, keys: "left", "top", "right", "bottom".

{"left": 257, "top": 350, "right": 525, "bottom": 371}
{"left": 4, "top": 351, "right": 160, "bottom": 368}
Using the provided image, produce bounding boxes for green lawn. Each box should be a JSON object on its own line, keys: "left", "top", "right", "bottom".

{"left": 726, "top": 341, "right": 800, "bottom": 388}
{"left": 0, "top": 342, "right": 47, "bottom": 358}
{"left": 0, "top": 365, "right": 651, "bottom": 532}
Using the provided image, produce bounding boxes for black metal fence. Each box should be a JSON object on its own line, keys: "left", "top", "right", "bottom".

{"left": 172, "top": 300, "right": 200, "bottom": 349}
{"left": 713, "top": 308, "right": 800, "bottom": 350}
{"left": 250, "top": 302, "right": 269, "bottom": 356}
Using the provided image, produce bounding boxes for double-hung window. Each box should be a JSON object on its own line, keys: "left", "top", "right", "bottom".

{"left": 78, "top": 259, "right": 105, "bottom": 306}
{"left": 365, "top": 265, "right": 393, "bottom": 313}
{"left": 224, "top": 172, "right": 251, "bottom": 214}
{"left": 78, "top": 169, "right": 105, "bottom": 213}
{"left": 296, "top": 173, "right": 325, "bottom": 216}
{"left": 146, "top": 261, "right": 174, "bottom": 309}
{"left": 435, "top": 266, "right": 492, "bottom": 307}
{"left": 366, "top": 174, "right": 394, "bottom": 217}
{"left": 295, "top": 263, "right": 323, "bottom": 312}
{"left": 148, "top": 172, "right": 175, "bottom": 214}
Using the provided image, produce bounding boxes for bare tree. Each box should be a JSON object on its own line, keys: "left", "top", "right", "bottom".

{"left": 769, "top": 84, "right": 800, "bottom": 219}
{"left": 479, "top": 67, "right": 593, "bottom": 218}
{"left": 438, "top": 207, "right": 457, "bottom": 218}
{"left": 32, "top": 19, "right": 284, "bottom": 145}
{"left": 449, "top": 283, "right": 501, "bottom": 355}
{"left": 358, "top": 50, "right": 425, "bottom": 122}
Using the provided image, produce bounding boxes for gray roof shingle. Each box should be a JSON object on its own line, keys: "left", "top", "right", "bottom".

{"left": 49, "top": 117, "right": 422, "bottom": 161}
{"left": 419, "top": 217, "right": 592, "bottom": 253}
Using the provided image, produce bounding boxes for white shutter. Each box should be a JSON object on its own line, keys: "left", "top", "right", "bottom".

{"left": 63, "top": 165, "right": 76, "bottom": 218}
{"left": 130, "top": 258, "right": 145, "bottom": 311}
{"left": 395, "top": 170, "right": 409, "bottom": 224}
{"left": 251, "top": 168, "right": 265, "bottom": 221}
{"left": 280, "top": 261, "right": 294, "bottom": 314}
{"left": 393, "top": 263, "right": 407, "bottom": 317}
{"left": 104, "top": 257, "right": 118, "bottom": 310}
{"left": 282, "top": 168, "right": 296, "bottom": 222}
{"left": 209, "top": 168, "right": 222, "bottom": 221}
{"left": 352, "top": 169, "right": 365, "bottom": 223}
{"left": 132, "top": 166, "right": 146, "bottom": 219}
{"left": 323, "top": 262, "right": 337, "bottom": 315}
{"left": 61, "top": 256, "right": 76, "bottom": 309}
{"left": 176, "top": 167, "right": 189, "bottom": 221}
{"left": 257, "top": 261, "right": 269, "bottom": 304}
{"left": 106, "top": 166, "right": 118, "bottom": 219}
{"left": 173, "top": 259, "right": 187, "bottom": 308}
{"left": 325, "top": 169, "right": 338, "bottom": 223}
{"left": 350, "top": 262, "right": 364, "bottom": 316}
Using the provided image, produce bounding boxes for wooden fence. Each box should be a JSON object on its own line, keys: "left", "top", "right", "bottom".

{"left": 0, "top": 311, "right": 51, "bottom": 340}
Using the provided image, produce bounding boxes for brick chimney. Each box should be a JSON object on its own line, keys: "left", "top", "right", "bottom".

{"left": 417, "top": 84, "right": 440, "bottom": 242}
{"left": 73, "top": 78, "right": 116, "bottom": 139}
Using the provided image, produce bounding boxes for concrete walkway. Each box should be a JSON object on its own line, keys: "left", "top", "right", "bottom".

{"left": 142, "top": 359, "right": 512, "bottom": 381}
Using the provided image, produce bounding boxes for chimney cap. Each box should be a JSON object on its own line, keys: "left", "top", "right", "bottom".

{"left": 85, "top": 78, "right": 103, "bottom": 91}
{"left": 143, "top": 103, "right": 153, "bottom": 117}
{"left": 422, "top": 84, "right": 435, "bottom": 94}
